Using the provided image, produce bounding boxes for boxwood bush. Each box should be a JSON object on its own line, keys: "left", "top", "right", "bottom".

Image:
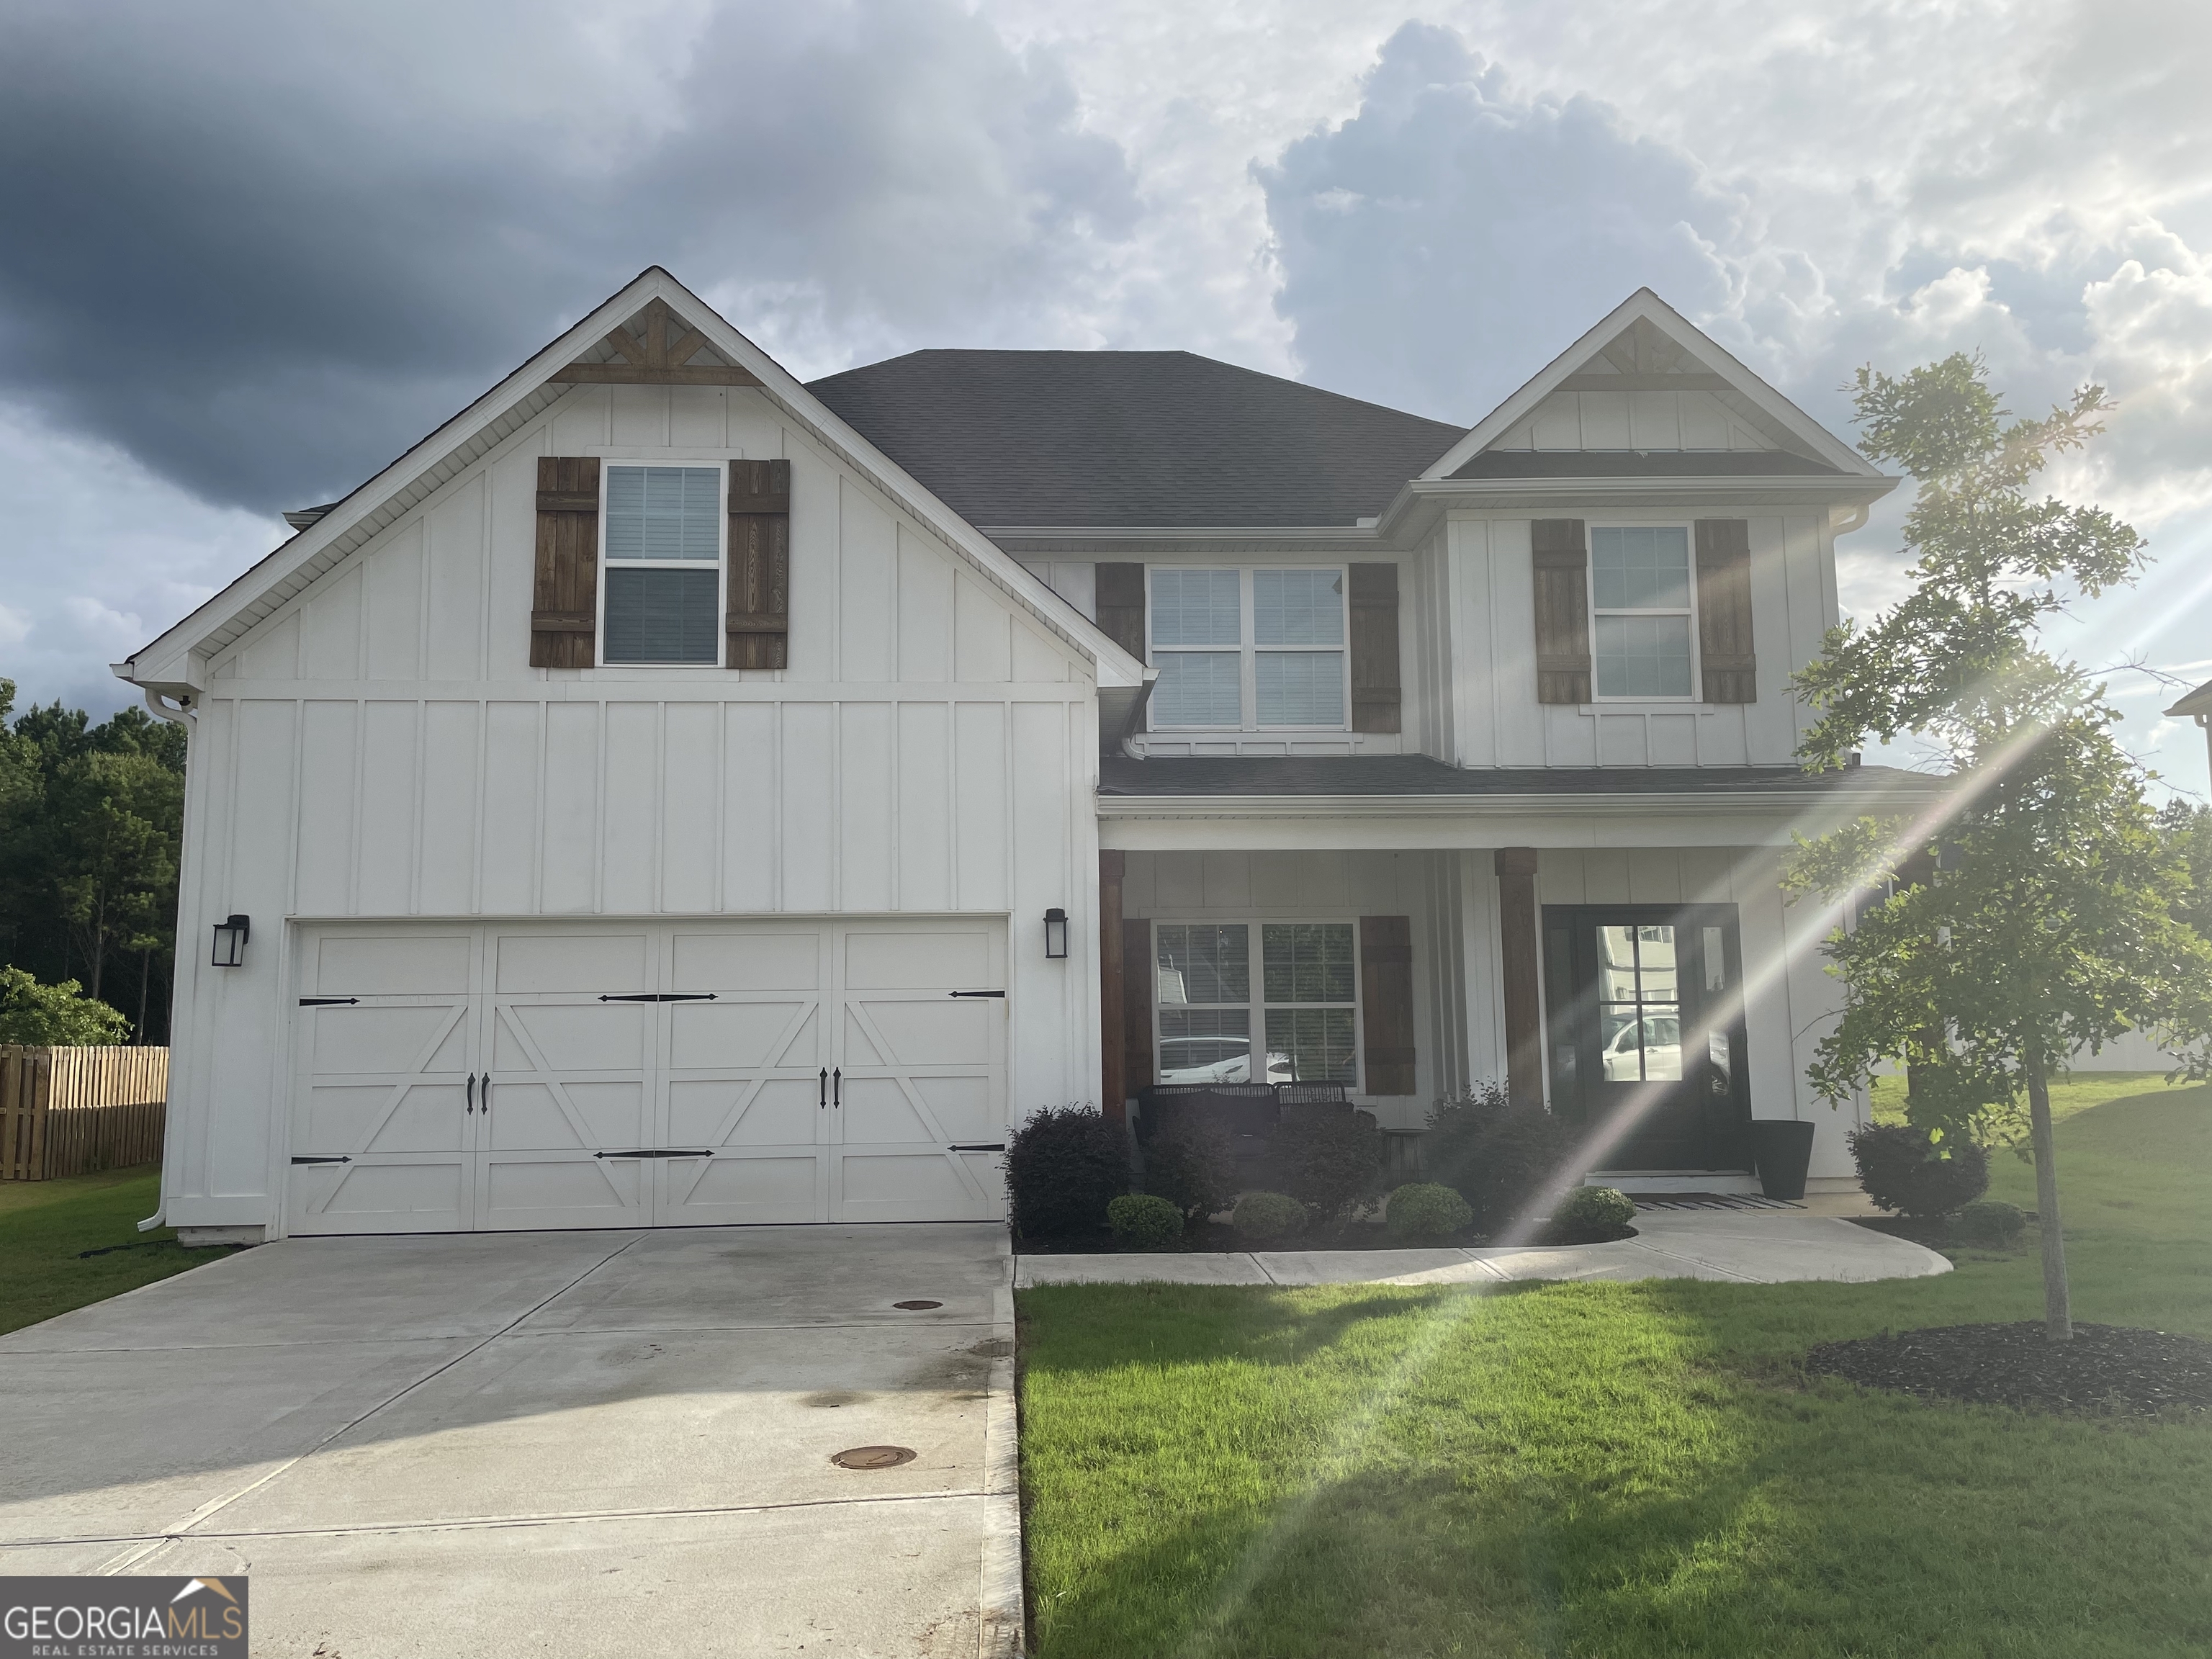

{"left": 1143, "top": 1123, "right": 1235, "bottom": 1221}
{"left": 1551, "top": 1184, "right": 1637, "bottom": 1241}
{"left": 1231, "top": 1191, "right": 1308, "bottom": 1243}
{"left": 1956, "top": 1197, "right": 2027, "bottom": 1246}
{"left": 1423, "top": 1080, "right": 1576, "bottom": 1230}
{"left": 1006, "top": 1105, "right": 1128, "bottom": 1241}
{"left": 1385, "top": 1182, "right": 1474, "bottom": 1241}
{"left": 1107, "top": 1193, "right": 1184, "bottom": 1249}
{"left": 1846, "top": 1123, "right": 1990, "bottom": 1218}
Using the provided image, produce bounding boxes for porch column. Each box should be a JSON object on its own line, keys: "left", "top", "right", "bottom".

{"left": 1099, "top": 850, "right": 1127, "bottom": 1127}
{"left": 1496, "top": 847, "right": 1544, "bottom": 1110}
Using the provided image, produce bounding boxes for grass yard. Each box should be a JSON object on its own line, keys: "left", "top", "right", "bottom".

{"left": 0, "top": 1165, "right": 227, "bottom": 1336}
{"left": 1018, "top": 1081, "right": 2212, "bottom": 1658}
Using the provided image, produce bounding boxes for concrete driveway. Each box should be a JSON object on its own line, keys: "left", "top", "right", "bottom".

{"left": 0, "top": 1226, "right": 1021, "bottom": 1658}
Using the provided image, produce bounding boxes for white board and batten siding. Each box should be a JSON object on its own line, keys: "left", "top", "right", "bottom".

{"left": 164, "top": 382, "right": 1101, "bottom": 1235}
{"left": 1425, "top": 513, "right": 1840, "bottom": 772}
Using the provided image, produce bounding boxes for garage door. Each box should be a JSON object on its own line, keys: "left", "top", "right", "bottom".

{"left": 287, "top": 920, "right": 1007, "bottom": 1235}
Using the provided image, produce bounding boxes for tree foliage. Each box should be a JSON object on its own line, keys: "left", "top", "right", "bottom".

{"left": 0, "top": 966, "right": 130, "bottom": 1046}
{"left": 0, "top": 680, "right": 185, "bottom": 1041}
{"left": 1784, "top": 356, "right": 2212, "bottom": 1341}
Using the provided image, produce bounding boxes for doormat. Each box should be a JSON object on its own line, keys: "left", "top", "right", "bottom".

{"left": 1627, "top": 1193, "right": 1806, "bottom": 1212}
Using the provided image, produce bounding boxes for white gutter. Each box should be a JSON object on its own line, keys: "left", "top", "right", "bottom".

{"left": 1095, "top": 783, "right": 1943, "bottom": 821}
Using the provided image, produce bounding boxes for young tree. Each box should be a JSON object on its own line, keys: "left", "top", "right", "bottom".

{"left": 1786, "top": 356, "right": 2212, "bottom": 1341}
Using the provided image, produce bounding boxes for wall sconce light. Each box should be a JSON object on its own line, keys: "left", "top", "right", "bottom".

{"left": 1043, "top": 907, "right": 1069, "bottom": 960}
{"left": 211, "top": 913, "right": 251, "bottom": 968}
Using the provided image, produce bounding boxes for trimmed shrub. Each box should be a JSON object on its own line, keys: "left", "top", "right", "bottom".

{"left": 1385, "top": 1182, "right": 1473, "bottom": 1241}
{"left": 1847, "top": 1123, "right": 1990, "bottom": 1218}
{"left": 1006, "top": 1106, "right": 1128, "bottom": 1240}
{"left": 1552, "top": 1184, "right": 1637, "bottom": 1240}
{"left": 1143, "top": 1123, "right": 1236, "bottom": 1221}
{"left": 1956, "top": 1198, "right": 2027, "bottom": 1246}
{"left": 0, "top": 967, "right": 129, "bottom": 1046}
{"left": 1262, "top": 1100, "right": 1385, "bottom": 1222}
{"left": 1423, "top": 1080, "right": 1576, "bottom": 1230}
{"left": 1107, "top": 1193, "right": 1184, "bottom": 1249}
{"left": 1231, "top": 1191, "right": 1308, "bottom": 1242}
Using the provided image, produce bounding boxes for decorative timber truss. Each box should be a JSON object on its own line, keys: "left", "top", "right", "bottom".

{"left": 550, "top": 297, "right": 762, "bottom": 387}
{"left": 1555, "top": 316, "right": 1729, "bottom": 393}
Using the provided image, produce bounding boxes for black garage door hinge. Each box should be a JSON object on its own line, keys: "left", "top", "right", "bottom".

{"left": 948, "top": 989, "right": 1006, "bottom": 998}
{"left": 948, "top": 1143, "right": 1007, "bottom": 1153}
{"left": 598, "top": 993, "right": 719, "bottom": 1002}
{"left": 299, "top": 997, "right": 359, "bottom": 1007}
{"left": 291, "top": 1155, "right": 352, "bottom": 1164}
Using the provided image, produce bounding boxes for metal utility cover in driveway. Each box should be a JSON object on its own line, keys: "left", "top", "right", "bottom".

{"left": 0, "top": 1223, "right": 1021, "bottom": 1658}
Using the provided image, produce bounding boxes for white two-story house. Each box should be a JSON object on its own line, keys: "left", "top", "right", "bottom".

{"left": 120, "top": 268, "right": 1926, "bottom": 1243}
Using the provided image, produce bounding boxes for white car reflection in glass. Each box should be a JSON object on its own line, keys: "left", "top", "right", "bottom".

{"left": 1601, "top": 1012, "right": 1682, "bottom": 1082}
{"left": 1158, "top": 1040, "right": 1302, "bottom": 1085}
{"left": 1158, "top": 1036, "right": 1252, "bottom": 1084}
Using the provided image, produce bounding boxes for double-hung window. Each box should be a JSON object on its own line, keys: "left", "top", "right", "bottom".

{"left": 1589, "top": 526, "right": 1696, "bottom": 698}
{"left": 600, "top": 464, "right": 724, "bottom": 665}
{"left": 1153, "top": 921, "right": 1359, "bottom": 1085}
{"left": 1149, "top": 567, "right": 1348, "bottom": 728}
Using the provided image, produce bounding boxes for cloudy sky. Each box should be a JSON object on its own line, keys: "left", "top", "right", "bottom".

{"left": 2, "top": 0, "right": 2206, "bottom": 796}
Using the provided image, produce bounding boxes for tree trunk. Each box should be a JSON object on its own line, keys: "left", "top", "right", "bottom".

{"left": 2024, "top": 1046, "right": 2072, "bottom": 1341}
{"left": 136, "top": 948, "right": 151, "bottom": 1043}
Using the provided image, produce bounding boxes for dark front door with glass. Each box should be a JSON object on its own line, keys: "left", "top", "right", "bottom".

{"left": 1542, "top": 906, "right": 1750, "bottom": 1172}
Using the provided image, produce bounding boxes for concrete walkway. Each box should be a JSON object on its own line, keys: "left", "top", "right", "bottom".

{"left": 0, "top": 1225, "right": 1021, "bottom": 1659}
{"left": 1016, "top": 1209, "right": 1951, "bottom": 1287}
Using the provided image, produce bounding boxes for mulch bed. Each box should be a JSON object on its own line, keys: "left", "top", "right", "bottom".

{"left": 1805, "top": 1322, "right": 2212, "bottom": 1416}
{"left": 1017, "top": 1220, "right": 1636, "bottom": 1255}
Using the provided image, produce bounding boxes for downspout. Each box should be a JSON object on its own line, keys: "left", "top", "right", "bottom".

{"left": 1830, "top": 503, "right": 1871, "bottom": 536}
{"left": 1117, "top": 669, "right": 1159, "bottom": 759}
{"left": 136, "top": 685, "right": 194, "bottom": 1231}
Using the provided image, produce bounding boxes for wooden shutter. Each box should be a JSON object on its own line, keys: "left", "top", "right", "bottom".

{"left": 531, "top": 457, "right": 601, "bottom": 669}
{"left": 1094, "top": 563, "right": 1146, "bottom": 661}
{"left": 727, "top": 459, "right": 791, "bottom": 670}
{"left": 1359, "top": 915, "right": 1416, "bottom": 1096}
{"left": 1532, "top": 518, "right": 1591, "bottom": 705}
{"left": 1694, "top": 518, "right": 1757, "bottom": 703}
{"left": 1122, "top": 917, "right": 1156, "bottom": 1093}
{"left": 1349, "top": 563, "right": 1403, "bottom": 734}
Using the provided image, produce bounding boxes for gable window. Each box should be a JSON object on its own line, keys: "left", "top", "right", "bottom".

{"left": 601, "top": 464, "right": 723, "bottom": 665}
{"left": 1589, "top": 525, "right": 1695, "bottom": 698}
{"left": 1148, "top": 567, "right": 1348, "bottom": 729}
{"left": 1153, "top": 920, "right": 1359, "bottom": 1085}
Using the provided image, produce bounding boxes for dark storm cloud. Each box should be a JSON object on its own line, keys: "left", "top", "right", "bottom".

{"left": 1259, "top": 23, "right": 1740, "bottom": 424}
{"left": 0, "top": 0, "right": 1136, "bottom": 512}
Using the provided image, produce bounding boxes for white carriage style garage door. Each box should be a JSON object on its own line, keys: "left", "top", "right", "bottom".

{"left": 285, "top": 919, "right": 1008, "bottom": 1235}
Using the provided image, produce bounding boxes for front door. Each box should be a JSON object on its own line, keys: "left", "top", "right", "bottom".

{"left": 1542, "top": 905, "right": 1749, "bottom": 1172}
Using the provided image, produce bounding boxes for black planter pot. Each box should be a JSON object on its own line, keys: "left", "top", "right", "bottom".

{"left": 1750, "top": 1120, "right": 1817, "bottom": 1201}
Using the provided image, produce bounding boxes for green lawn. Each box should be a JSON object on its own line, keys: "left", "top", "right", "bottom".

{"left": 1018, "top": 1081, "right": 2212, "bottom": 1658}
{"left": 0, "top": 1166, "right": 227, "bottom": 1336}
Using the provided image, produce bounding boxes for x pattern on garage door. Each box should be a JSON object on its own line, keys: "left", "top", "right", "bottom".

{"left": 287, "top": 920, "right": 1007, "bottom": 1234}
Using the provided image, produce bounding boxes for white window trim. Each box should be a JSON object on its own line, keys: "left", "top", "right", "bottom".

{"left": 1148, "top": 917, "right": 1365, "bottom": 1088}
{"left": 1146, "top": 565, "right": 1353, "bottom": 732}
{"left": 595, "top": 459, "right": 727, "bottom": 669}
{"left": 1584, "top": 521, "right": 1701, "bottom": 703}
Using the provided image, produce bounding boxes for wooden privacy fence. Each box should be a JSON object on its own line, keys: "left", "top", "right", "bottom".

{"left": 0, "top": 1046, "right": 168, "bottom": 1181}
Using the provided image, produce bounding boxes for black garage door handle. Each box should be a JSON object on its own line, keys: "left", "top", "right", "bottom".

{"left": 598, "top": 993, "right": 718, "bottom": 1002}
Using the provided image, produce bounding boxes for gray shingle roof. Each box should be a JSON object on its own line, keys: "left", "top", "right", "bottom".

{"left": 1099, "top": 755, "right": 1942, "bottom": 799}
{"left": 806, "top": 350, "right": 1466, "bottom": 529}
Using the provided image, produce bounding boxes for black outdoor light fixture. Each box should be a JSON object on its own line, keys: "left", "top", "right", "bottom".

{"left": 211, "top": 913, "right": 251, "bottom": 968}
{"left": 1043, "top": 907, "right": 1069, "bottom": 960}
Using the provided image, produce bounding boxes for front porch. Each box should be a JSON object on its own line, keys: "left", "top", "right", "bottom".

{"left": 1099, "top": 840, "right": 1869, "bottom": 1182}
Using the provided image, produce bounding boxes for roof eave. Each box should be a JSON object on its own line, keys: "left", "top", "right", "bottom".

{"left": 1423, "top": 289, "right": 1884, "bottom": 482}
{"left": 117, "top": 267, "right": 1144, "bottom": 694}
